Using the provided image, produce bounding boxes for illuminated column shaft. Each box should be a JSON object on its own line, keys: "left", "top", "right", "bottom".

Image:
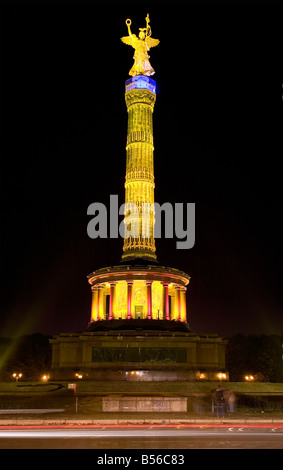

{"left": 122, "top": 76, "right": 157, "bottom": 261}
{"left": 178, "top": 287, "right": 182, "bottom": 322}
{"left": 127, "top": 281, "right": 133, "bottom": 319}
{"left": 180, "top": 287, "right": 187, "bottom": 323}
{"left": 174, "top": 286, "right": 180, "bottom": 321}
{"left": 173, "top": 286, "right": 187, "bottom": 322}
{"left": 109, "top": 283, "right": 116, "bottom": 320}
{"left": 146, "top": 281, "right": 152, "bottom": 319}
{"left": 97, "top": 285, "right": 104, "bottom": 320}
{"left": 163, "top": 283, "right": 170, "bottom": 321}
{"left": 91, "top": 287, "right": 98, "bottom": 322}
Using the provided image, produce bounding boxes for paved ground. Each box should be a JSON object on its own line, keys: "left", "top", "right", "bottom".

{"left": 0, "top": 409, "right": 282, "bottom": 426}
{"left": 1, "top": 409, "right": 282, "bottom": 450}
{"left": 1, "top": 424, "right": 283, "bottom": 449}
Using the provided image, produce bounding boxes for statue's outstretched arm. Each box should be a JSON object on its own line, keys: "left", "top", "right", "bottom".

{"left": 121, "top": 20, "right": 136, "bottom": 47}
{"left": 126, "top": 19, "right": 133, "bottom": 38}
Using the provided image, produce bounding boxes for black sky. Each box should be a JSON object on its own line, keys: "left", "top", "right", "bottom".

{"left": 0, "top": 0, "right": 282, "bottom": 338}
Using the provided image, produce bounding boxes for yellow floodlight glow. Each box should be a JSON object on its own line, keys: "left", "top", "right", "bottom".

{"left": 12, "top": 372, "right": 22, "bottom": 382}
{"left": 245, "top": 375, "right": 254, "bottom": 381}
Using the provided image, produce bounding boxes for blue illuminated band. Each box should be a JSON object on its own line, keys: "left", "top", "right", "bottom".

{"left": 125, "top": 76, "right": 156, "bottom": 94}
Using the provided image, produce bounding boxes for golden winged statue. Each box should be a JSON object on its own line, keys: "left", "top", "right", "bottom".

{"left": 121, "top": 14, "right": 160, "bottom": 76}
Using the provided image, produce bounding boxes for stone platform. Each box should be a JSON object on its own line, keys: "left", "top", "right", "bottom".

{"left": 50, "top": 319, "right": 227, "bottom": 381}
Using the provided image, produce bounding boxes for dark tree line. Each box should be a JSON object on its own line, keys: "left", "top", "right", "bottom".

{"left": 0, "top": 334, "right": 52, "bottom": 381}
{"left": 0, "top": 333, "right": 282, "bottom": 382}
{"left": 226, "top": 334, "right": 283, "bottom": 382}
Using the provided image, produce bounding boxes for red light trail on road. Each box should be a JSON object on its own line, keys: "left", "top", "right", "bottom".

{"left": 0, "top": 423, "right": 283, "bottom": 430}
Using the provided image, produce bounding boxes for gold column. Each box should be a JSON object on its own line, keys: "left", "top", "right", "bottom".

{"left": 163, "top": 283, "right": 169, "bottom": 320}
{"left": 122, "top": 82, "right": 157, "bottom": 261}
{"left": 146, "top": 281, "right": 152, "bottom": 319}
{"left": 178, "top": 287, "right": 182, "bottom": 322}
{"left": 97, "top": 285, "right": 104, "bottom": 320}
{"left": 180, "top": 287, "right": 187, "bottom": 323}
{"left": 91, "top": 286, "right": 98, "bottom": 322}
{"left": 127, "top": 281, "right": 133, "bottom": 319}
{"left": 109, "top": 282, "right": 116, "bottom": 320}
{"left": 174, "top": 286, "right": 181, "bottom": 321}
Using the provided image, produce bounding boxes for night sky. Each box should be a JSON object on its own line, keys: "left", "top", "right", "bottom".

{"left": 0, "top": 1, "right": 282, "bottom": 339}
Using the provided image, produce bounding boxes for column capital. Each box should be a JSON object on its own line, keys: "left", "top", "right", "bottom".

{"left": 125, "top": 88, "right": 156, "bottom": 110}
{"left": 175, "top": 284, "right": 182, "bottom": 291}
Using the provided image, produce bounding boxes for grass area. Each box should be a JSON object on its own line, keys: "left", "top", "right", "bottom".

{"left": 0, "top": 382, "right": 72, "bottom": 410}
{"left": 74, "top": 380, "right": 283, "bottom": 395}
{"left": 1, "top": 381, "right": 283, "bottom": 395}
{"left": 0, "top": 382, "right": 68, "bottom": 393}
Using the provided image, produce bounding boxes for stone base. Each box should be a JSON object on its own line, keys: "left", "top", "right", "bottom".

{"left": 50, "top": 320, "right": 228, "bottom": 382}
{"left": 102, "top": 396, "right": 187, "bottom": 412}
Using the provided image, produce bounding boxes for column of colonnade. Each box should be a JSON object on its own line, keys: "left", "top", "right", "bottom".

{"left": 109, "top": 282, "right": 116, "bottom": 320}
{"left": 91, "top": 286, "right": 98, "bottom": 322}
{"left": 90, "top": 281, "right": 187, "bottom": 323}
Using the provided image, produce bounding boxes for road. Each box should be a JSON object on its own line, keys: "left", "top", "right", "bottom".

{"left": 0, "top": 425, "right": 283, "bottom": 449}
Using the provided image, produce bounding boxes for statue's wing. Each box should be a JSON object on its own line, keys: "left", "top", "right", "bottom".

{"left": 121, "top": 35, "right": 135, "bottom": 46}
{"left": 146, "top": 37, "right": 160, "bottom": 49}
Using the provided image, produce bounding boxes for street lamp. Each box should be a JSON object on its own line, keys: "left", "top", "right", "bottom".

{"left": 12, "top": 373, "right": 22, "bottom": 383}
{"left": 245, "top": 375, "right": 254, "bottom": 381}
{"left": 41, "top": 374, "right": 49, "bottom": 382}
